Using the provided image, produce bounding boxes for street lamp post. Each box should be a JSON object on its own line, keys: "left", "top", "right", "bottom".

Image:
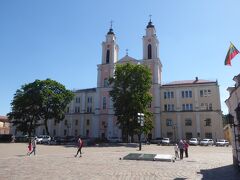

{"left": 137, "top": 113, "right": 144, "bottom": 151}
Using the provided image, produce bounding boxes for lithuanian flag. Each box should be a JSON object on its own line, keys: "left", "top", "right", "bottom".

{"left": 225, "top": 42, "right": 239, "bottom": 66}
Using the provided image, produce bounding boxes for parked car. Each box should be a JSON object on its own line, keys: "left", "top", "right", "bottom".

{"left": 216, "top": 139, "right": 229, "bottom": 147}
{"left": 36, "top": 135, "right": 51, "bottom": 144}
{"left": 200, "top": 138, "right": 214, "bottom": 146}
{"left": 150, "top": 137, "right": 163, "bottom": 145}
{"left": 108, "top": 137, "right": 122, "bottom": 143}
{"left": 161, "top": 138, "right": 170, "bottom": 145}
{"left": 189, "top": 138, "right": 199, "bottom": 146}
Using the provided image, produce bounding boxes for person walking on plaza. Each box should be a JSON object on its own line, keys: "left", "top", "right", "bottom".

{"left": 27, "top": 139, "right": 32, "bottom": 155}
{"left": 184, "top": 140, "right": 189, "bottom": 158}
{"left": 174, "top": 144, "right": 179, "bottom": 159}
{"left": 75, "top": 137, "right": 83, "bottom": 157}
{"left": 178, "top": 140, "right": 184, "bottom": 160}
{"left": 29, "top": 137, "right": 37, "bottom": 156}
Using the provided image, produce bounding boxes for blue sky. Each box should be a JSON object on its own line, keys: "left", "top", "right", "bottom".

{"left": 1, "top": 0, "right": 240, "bottom": 116}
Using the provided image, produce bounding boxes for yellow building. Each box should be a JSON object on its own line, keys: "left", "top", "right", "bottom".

{"left": 160, "top": 78, "right": 223, "bottom": 141}
{"left": 0, "top": 115, "right": 10, "bottom": 134}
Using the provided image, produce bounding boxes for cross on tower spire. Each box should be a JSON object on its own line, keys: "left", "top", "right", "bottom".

{"left": 107, "top": 20, "right": 115, "bottom": 35}
{"left": 149, "top": 14, "right": 152, "bottom": 22}
{"left": 110, "top": 20, "right": 113, "bottom": 29}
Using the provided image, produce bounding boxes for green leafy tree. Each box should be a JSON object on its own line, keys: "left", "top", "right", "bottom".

{"left": 109, "top": 63, "right": 153, "bottom": 142}
{"left": 8, "top": 79, "right": 74, "bottom": 136}
{"left": 7, "top": 81, "right": 43, "bottom": 137}
{"left": 38, "top": 79, "right": 74, "bottom": 135}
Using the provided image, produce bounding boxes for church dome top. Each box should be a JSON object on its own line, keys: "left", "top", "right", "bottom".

{"left": 147, "top": 20, "right": 155, "bottom": 28}
{"left": 107, "top": 28, "right": 115, "bottom": 35}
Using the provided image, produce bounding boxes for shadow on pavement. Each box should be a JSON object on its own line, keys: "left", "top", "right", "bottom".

{"left": 198, "top": 164, "right": 240, "bottom": 180}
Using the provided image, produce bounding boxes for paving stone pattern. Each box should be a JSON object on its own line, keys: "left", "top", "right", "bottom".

{"left": 0, "top": 143, "right": 239, "bottom": 180}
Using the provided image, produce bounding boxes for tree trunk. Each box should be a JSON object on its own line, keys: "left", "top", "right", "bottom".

{"left": 44, "top": 119, "right": 50, "bottom": 135}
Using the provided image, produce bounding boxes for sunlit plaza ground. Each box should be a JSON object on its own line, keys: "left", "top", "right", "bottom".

{"left": 0, "top": 143, "right": 239, "bottom": 180}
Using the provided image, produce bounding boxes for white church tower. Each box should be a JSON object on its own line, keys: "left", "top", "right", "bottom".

{"left": 93, "top": 24, "right": 119, "bottom": 138}
{"left": 142, "top": 18, "right": 162, "bottom": 139}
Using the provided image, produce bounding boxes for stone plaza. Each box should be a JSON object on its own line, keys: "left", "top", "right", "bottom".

{"left": 0, "top": 143, "right": 239, "bottom": 180}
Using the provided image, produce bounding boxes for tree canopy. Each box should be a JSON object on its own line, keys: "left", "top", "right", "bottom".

{"left": 109, "top": 63, "right": 153, "bottom": 142}
{"left": 8, "top": 79, "right": 74, "bottom": 136}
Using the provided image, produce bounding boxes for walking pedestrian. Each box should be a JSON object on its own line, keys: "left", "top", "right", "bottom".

{"left": 27, "top": 139, "right": 32, "bottom": 155}
{"left": 29, "top": 137, "right": 37, "bottom": 156}
{"left": 178, "top": 140, "right": 184, "bottom": 160}
{"left": 184, "top": 140, "right": 189, "bottom": 158}
{"left": 174, "top": 144, "right": 179, "bottom": 159}
{"left": 75, "top": 137, "right": 83, "bottom": 157}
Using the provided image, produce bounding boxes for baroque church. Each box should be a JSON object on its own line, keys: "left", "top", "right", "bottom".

{"left": 15, "top": 20, "right": 224, "bottom": 141}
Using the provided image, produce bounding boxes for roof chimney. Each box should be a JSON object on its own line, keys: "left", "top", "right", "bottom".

{"left": 195, "top": 77, "right": 198, "bottom": 81}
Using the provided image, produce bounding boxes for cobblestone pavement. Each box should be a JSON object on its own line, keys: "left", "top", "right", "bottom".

{"left": 0, "top": 143, "right": 239, "bottom": 180}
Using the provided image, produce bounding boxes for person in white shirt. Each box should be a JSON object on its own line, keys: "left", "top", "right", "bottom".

{"left": 174, "top": 143, "right": 179, "bottom": 159}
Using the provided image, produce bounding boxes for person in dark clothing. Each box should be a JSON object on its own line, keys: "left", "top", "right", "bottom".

{"left": 184, "top": 140, "right": 189, "bottom": 158}
{"left": 178, "top": 140, "right": 184, "bottom": 160}
{"left": 75, "top": 137, "right": 83, "bottom": 157}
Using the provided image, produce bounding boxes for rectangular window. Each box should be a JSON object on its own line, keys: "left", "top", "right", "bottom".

{"left": 164, "top": 104, "right": 168, "bottom": 111}
{"left": 205, "top": 132, "right": 212, "bottom": 139}
{"left": 87, "top": 119, "right": 90, "bottom": 126}
{"left": 185, "top": 91, "right": 189, "bottom": 98}
{"left": 182, "top": 91, "right": 185, "bottom": 98}
{"left": 164, "top": 92, "right": 167, "bottom": 99}
{"left": 167, "top": 92, "right": 171, "bottom": 98}
{"left": 166, "top": 119, "right": 172, "bottom": 126}
{"left": 88, "top": 97, "right": 92, "bottom": 103}
{"left": 66, "top": 107, "right": 70, "bottom": 113}
{"left": 185, "top": 132, "right": 193, "bottom": 140}
{"left": 182, "top": 104, "right": 185, "bottom": 111}
{"left": 87, "top": 106, "right": 92, "bottom": 113}
{"left": 200, "top": 90, "right": 203, "bottom": 97}
{"left": 86, "top": 129, "right": 90, "bottom": 137}
{"left": 209, "top": 103, "right": 212, "bottom": 110}
{"left": 75, "top": 97, "right": 80, "bottom": 103}
{"left": 189, "top": 104, "right": 193, "bottom": 110}
{"left": 185, "top": 119, "right": 192, "bottom": 126}
{"left": 64, "top": 120, "right": 67, "bottom": 126}
{"left": 205, "top": 118, "right": 211, "bottom": 126}
{"left": 75, "top": 120, "right": 78, "bottom": 125}
{"left": 189, "top": 91, "right": 192, "bottom": 98}
{"left": 208, "top": 89, "right": 211, "bottom": 95}
{"left": 75, "top": 106, "right": 80, "bottom": 113}
{"left": 64, "top": 129, "right": 67, "bottom": 136}
{"left": 103, "top": 97, "right": 106, "bottom": 109}
{"left": 53, "top": 129, "right": 56, "bottom": 136}
{"left": 167, "top": 132, "right": 173, "bottom": 138}
{"left": 75, "top": 130, "right": 78, "bottom": 136}
{"left": 171, "top": 91, "right": 174, "bottom": 98}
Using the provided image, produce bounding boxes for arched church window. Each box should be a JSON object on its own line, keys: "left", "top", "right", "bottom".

{"left": 148, "top": 44, "right": 152, "bottom": 59}
{"left": 106, "top": 50, "right": 110, "bottom": 64}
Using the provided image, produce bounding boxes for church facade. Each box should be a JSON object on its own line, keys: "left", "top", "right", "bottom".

{"left": 32, "top": 20, "right": 224, "bottom": 141}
